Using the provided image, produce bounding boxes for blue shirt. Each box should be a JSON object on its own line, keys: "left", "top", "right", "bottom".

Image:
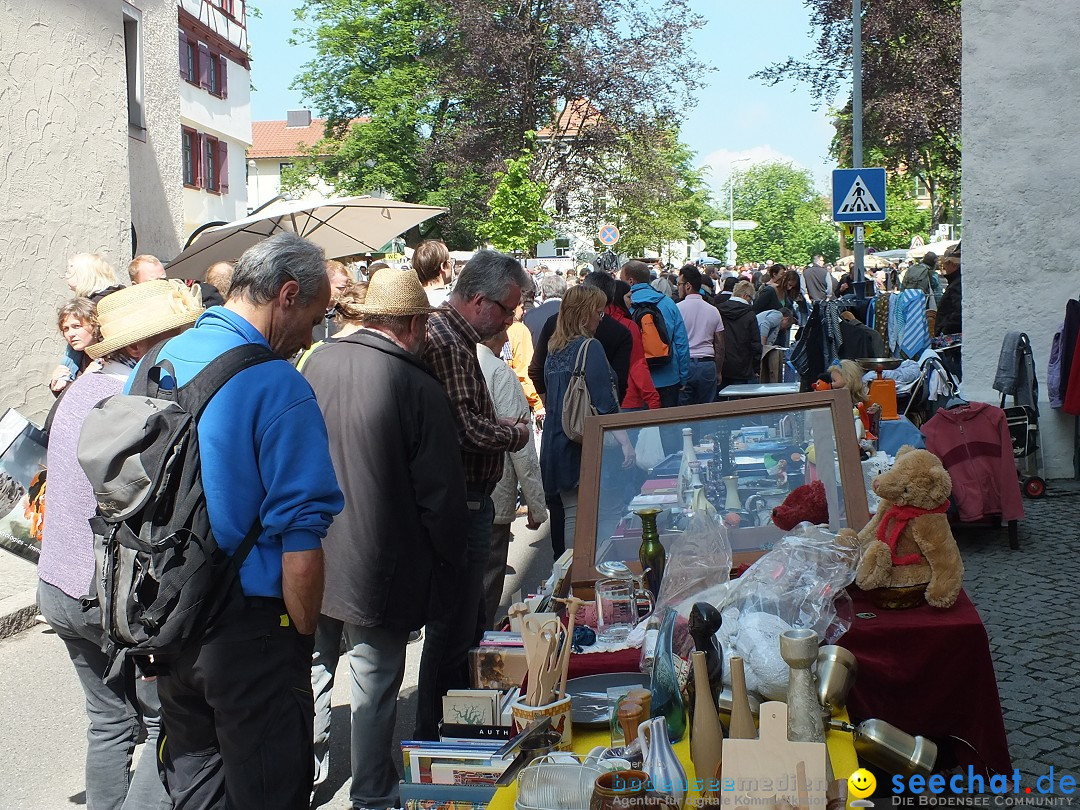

{"left": 128, "top": 307, "right": 344, "bottom": 597}
{"left": 628, "top": 283, "right": 691, "bottom": 388}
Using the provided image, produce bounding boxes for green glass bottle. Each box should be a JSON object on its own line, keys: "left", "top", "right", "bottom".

{"left": 650, "top": 606, "right": 687, "bottom": 743}
{"left": 635, "top": 507, "right": 666, "bottom": 599}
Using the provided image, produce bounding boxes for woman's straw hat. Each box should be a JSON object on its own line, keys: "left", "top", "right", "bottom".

{"left": 358, "top": 269, "right": 436, "bottom": 316}
{"left": 84, "top": 280, "right": 203, "bottom": 359}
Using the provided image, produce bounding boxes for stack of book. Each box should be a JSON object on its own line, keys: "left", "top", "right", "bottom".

{"left": 399, "top": 737, "right": 508, "bottom": 810}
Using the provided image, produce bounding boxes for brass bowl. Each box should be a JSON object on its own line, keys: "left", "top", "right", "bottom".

{"left": 864, "top": 582, "right": 929, "bottom": 610}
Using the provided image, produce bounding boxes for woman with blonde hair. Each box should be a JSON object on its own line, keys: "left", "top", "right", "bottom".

{"left": 540, "top": 286, "right": 633, "bottom": 548}
{"left": 65, "top": 253, "right": 123, "bottom": 300}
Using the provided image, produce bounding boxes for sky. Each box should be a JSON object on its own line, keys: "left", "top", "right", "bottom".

{"left": 246, "top": 1, "right": 843, "bottom": 203}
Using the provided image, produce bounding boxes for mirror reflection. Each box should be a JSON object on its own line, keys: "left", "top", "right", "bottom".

{"left": 592, "top": 406, "right": 847, "bottom": 568}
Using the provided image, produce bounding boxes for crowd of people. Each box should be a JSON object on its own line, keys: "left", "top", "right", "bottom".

{"left": 37, "top": 235, "right": 963, "bottom": 810}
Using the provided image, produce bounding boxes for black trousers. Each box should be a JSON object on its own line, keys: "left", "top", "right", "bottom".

{"left": 156, "top": 596, "right": 315, "bottom": 810}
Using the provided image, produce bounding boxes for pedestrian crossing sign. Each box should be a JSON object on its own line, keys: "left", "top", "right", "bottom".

{"left": 832, "top": 168, "right": 887, "bottom": 222}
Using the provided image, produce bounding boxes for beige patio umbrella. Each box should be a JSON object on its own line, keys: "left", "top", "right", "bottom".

{"left": 165, "top": 196, "right": 448, "bottom": 280}
{"left": 836, "top": 253, "right": 893, "bottom": 269}
{"left": 908, "top": 240, "right": 958, "bottom": 261}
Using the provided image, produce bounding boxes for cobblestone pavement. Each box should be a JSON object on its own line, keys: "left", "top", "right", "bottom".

{"left": 958, "top": 482, "right": 1080, "bottom": 782}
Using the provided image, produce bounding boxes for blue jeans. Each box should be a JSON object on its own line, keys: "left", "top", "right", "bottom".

{"left": 679, "top": 359, "right": 718, "bottom": 406}
{"left": 38, "top": 580, "right": 170, "bottom": 810}
{"left": 311, "top": 616, "right": 409, "bottom": 809}
{"left": 414, "top": 492, "right": 494, "bottom": 739}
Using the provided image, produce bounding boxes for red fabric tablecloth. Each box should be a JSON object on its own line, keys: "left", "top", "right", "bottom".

{"left": 563, "top": 586, "right": 1011, "bottom": 776}
{"left": 843, "top": 587, "right": 1012, "bottom": 775}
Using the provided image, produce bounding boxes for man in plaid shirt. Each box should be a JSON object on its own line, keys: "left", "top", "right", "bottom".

{"left": 415, "top": 249, "right": 533, "bottom": 738}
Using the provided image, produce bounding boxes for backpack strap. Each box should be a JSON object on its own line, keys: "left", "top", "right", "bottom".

{"left": 178, "top": 343, "right": 279, "bottom": 418}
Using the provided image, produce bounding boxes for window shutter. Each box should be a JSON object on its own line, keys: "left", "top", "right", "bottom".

{"left": 219, "top": 54, "right": 228, "bottom": 98}
{"left": 198, "top": 42, "right": 211, "bottom": 90}
{"left": 179, "top": 31, "right": 189, "bottom": 80}
{"left": 219, "top": 141, "right": 229, "bottom": 193}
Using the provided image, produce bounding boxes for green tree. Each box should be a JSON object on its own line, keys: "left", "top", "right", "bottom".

{"left": 477, "top": 148, "right": 554, "bottom": 256}
{"left": 571, "top": 129, "right": 712, "bottom": 258}
{"left": 287, "top": 0, "right": 706, "bottom": 248}
{"left": 752, "top": 0, "right": 961, "bottom": 230}
{"left": 866, "top": 175, "right": 932, "bottom": 251}
{"left": 715, "top": 163, "right": 839, "bottom": 265}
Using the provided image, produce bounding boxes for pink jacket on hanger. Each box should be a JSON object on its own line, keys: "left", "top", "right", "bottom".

{"left": 922, "top": 402, "right": 1024, "bottom": 523}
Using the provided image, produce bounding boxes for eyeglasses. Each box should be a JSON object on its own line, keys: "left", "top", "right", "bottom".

{"left": 483, "top": 295, "right": 516, "bottom": 318}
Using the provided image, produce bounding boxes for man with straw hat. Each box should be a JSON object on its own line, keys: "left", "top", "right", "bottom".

{"left": 146, "top": 232, "right": 344, "bottom": 809}
{"left": 302, "top": 269, "right": 467, "bottom": 809}
{"left": 37, "top": 279, "right": 203, "bottom": 810}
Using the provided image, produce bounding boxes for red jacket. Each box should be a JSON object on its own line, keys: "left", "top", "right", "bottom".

{"left": 607, "top": 305, "right": 661, "bottom": 410}
{"left": 922, "top": 402, "right": 1023, "bottom": 523}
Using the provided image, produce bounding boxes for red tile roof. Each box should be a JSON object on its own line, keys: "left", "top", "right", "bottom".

{"left": 248, "top": 118, "right": 366, "bottom": 159}
{"left": 536, "top": 99, "right": 601, "bottom": 139}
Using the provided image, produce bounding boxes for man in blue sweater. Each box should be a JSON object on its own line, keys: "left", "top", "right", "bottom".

{"left": 145, "top": 233, "right": 344, "bottom": 809}
{"left": 620, "top": 259, "right": 691, "bottom": 407}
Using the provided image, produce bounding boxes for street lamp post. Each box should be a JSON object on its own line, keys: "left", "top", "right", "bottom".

{"left": 728, "top": 157, "right": 751, "bottom": 266}
{"left": 247, "top": 159, "right": 259, "bottom": 214}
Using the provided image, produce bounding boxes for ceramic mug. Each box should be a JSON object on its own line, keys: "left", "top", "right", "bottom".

{"left": 591, "top": 769, "right": 650, "bottom": 810}
{"left": 510, "top": 694, "right": 574, "bottom": 751}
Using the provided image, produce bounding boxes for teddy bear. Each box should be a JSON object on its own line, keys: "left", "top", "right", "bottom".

{"left": 841, "top": 445, "right": 964, "bottom": 609}
{"left": 771, "top": 480, "right": 829, "bottom": 530}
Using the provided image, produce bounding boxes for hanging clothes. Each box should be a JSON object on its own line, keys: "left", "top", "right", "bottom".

{"left": 993, "top": 332, "right": 1039, "bottom": 415}
{"left": 891, "top": 290, "right": 930, "bottom": 360}
{"left": 873, "top": 295, "right": 892, "bottom": 353}
{"left": 922, "top": 402, "right": 1024, "bottom": 523}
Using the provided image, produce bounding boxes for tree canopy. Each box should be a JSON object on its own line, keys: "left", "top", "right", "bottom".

{"left": 287, "top": 0, "right": 707, "bottom": 251}
{"left": 713, "top": 162, "right": 839, "bottom": 266}
{"left": 752, "top": 0, "right": 961, "bottom": 229}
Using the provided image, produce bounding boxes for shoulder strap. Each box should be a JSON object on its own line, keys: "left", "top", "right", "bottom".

{"left": 128, "top": 340, "right": 169, "bottom": 398}
{"left": 572, "top": 338, "right": 593, "bottom": 374}
{"left": 178, "top": 343, "right": 278, "bottom": 418}
{"left": 231, "top": 516, "right": 263, "bottom": 568}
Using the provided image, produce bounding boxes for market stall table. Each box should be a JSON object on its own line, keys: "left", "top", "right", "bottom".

{"left": 843, "top": 587, "right": 1012, "bottom": 776}
{"left": 486, "top": 714, "right": 859, "bottom": 810}
{"left": 717, "top": 382, "right": 802, "bottom": 400}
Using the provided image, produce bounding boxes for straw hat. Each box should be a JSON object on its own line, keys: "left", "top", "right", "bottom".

{"left": 84, "top": 279, "right": 203, "bottom": 359}
{"left": 358, "top": 269, "right": 436, "bottom": 316}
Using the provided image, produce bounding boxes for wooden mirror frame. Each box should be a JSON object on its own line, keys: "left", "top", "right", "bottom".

{"left": 570, "top": 389, "right": 870, "bottom": 589}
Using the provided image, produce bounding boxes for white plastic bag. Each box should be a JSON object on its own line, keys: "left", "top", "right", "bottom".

{"left": 635, "top": 426, "right": 665, "bottom": 471}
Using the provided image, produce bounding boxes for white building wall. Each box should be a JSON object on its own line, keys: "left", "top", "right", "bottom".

{"left": 964, "top": 1, "right": 1080, "bottom": 479}
{"left": 246, "top": 157, "right": 336, "bottom": 213}
{"left": 180, "top": 57, "right": 251, "bottom": 238}
{"left": 0, "top": 1, "right": 130, "bottom": 420}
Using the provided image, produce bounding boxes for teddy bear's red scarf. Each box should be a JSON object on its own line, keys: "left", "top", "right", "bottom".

{"left": 876, "top": 501, "right": 950, "bottom": 565}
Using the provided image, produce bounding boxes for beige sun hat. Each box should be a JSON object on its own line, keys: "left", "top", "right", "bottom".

{"left": 84, "top": 279, "right": 203, "bottom": 359}
{"left": 358, "top": 268, "right": 436, "bottom": 316}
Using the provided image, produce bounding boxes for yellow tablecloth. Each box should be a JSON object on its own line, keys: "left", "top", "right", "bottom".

{"left": 488, "top": 712, "right": 857, "bottom": 810}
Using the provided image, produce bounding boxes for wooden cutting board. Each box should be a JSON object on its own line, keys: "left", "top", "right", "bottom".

{"left": 718, "top": 701, "right": 828, "bottom": 810}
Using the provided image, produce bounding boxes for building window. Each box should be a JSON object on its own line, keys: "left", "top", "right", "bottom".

{"left": 555, "top": 237, "right": 571, "bottom": 257}
{"left": 279, "top": 162, "right": 294, "bottom": 173}
{"left": 179, "top": 31, "right": 198, "bottom": 85}
{"left": 182, "top": 128, "right": 199, "bottom": 187}
{"left": 209, "top": 55, "right": 221, "bottom": 96}
{"left": 122, "top": 4, "right": 144, "bottom": 133}
{"left": 205, "top": 136, "right": 219, "bottom": 192}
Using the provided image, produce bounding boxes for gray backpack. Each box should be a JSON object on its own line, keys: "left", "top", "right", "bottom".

{"left": 77, "top": 342, "right": 275, "bottom": 678}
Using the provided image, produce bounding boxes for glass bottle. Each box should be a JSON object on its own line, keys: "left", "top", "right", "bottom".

{"left": 649, "top": 607, "right": 687, "bottom": 743}
{"left": 635, "top": 507, "right": 666, "bottom": 599}
{"left": 677, "top": 428, "right": 698, "bottom": 508}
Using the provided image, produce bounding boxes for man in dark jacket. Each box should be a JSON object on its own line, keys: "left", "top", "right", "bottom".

{"left": 716, "top": 280, "right": 762, "bottom": 386}
{"left": 302, "top": 270, "right": 467, "bottom": 809}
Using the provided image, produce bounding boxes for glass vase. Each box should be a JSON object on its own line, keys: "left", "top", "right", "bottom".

{"left": 649, "top": 607, "right": 686, "bottom": 743}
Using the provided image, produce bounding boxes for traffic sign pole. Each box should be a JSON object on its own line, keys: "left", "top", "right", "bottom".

{"left": 853, "top": 0, "right": 864, "bottom": 298}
